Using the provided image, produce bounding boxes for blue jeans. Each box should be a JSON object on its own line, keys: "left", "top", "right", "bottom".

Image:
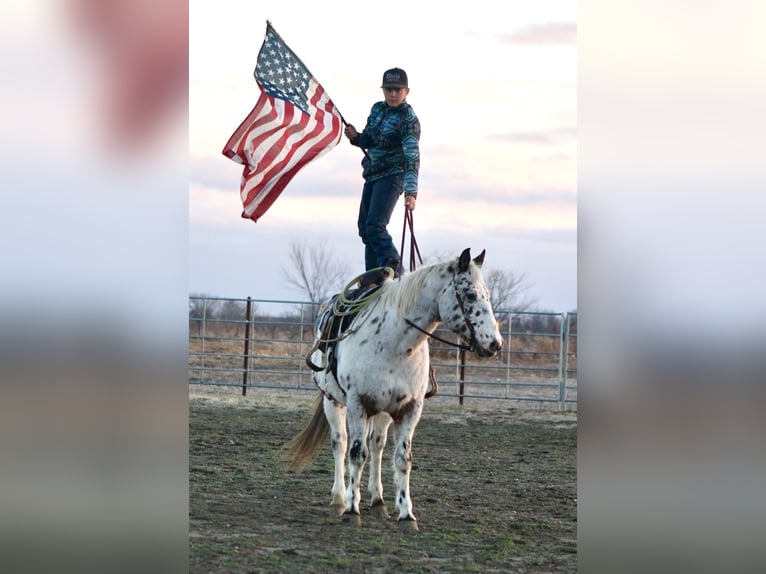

{"left": 357, "top": 174, "right": 402, "bottom": 271}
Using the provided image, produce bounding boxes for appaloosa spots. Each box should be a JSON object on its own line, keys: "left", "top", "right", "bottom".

{"left": 285, "top": 250, "right": 505, "bottom": 530}
{"left": 349, "top": 440, "right": 366, "bottom": 463}
{"left": 359, "top": 394, "right": 379, "bottom": 417}
{"left": 393, "top": 399, "right": 418, "bottom": 422}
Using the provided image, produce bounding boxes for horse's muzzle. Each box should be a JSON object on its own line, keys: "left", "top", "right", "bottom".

{"left": 475, "top": 337, "right": 502, "bottom": 358}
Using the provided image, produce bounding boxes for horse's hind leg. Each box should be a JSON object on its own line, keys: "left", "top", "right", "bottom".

{"left": 368, "top": 413, "right": 392, "bottom": 515}
{"left": 322, "top": 396, "right": 346, "bottom": 510}
{"left": 392, "top": 399, "right": 424, "bottom": 528}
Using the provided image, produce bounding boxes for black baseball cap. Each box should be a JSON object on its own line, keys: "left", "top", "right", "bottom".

{"left": 381, "top": 68, "right": 408, "bottom": 88}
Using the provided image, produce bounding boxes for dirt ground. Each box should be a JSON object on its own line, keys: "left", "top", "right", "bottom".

{"left": 189, "top": 390, "right": 577, "bottom": 573}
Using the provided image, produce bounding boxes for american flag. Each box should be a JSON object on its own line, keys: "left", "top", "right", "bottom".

{"left": 222, "top": 22, "right": 343, "bottom": 223}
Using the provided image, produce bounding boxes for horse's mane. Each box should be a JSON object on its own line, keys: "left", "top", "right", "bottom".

{"left": 377, "top": 260, "right": 453, "bottom": 316}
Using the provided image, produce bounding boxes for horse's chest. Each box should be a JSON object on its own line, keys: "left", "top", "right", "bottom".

{"left": 340, "top": 339, "right": 426, "bottom": 374}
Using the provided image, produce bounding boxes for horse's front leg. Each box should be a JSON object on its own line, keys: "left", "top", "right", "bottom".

{"left": 343, "top": 400, "right": 370, "bottom": 518}
{"left": 322, "top": 396, "right": 346, "bottom": 509}
{"left": 392, "top": 398, "right": 424, "bottom": 529}
{"left": 368, "top": 413, "right": 392, "bottom": 513}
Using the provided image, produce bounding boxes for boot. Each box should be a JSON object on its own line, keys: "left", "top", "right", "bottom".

{"left": 385, "top": 257, "right": 404, "bottom": 278}
{"left": 357, "top": 265, "right": 395, "bottom": 290}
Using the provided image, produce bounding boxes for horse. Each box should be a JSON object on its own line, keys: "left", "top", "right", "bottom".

{"left": 286, "top": 248, "right": 503, "bottom": 531}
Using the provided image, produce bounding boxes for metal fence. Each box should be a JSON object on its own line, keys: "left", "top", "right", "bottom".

{"left": 189, "top": 296, "right": 577, "bottom": 409}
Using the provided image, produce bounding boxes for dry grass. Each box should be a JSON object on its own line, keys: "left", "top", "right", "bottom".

{"left": 189, "top": 317, "right": 577, "bottom": 407}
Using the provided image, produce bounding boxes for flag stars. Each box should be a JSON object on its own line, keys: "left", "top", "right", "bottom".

{"left": 255, "top": 29, "right": 313, "bottom": 113}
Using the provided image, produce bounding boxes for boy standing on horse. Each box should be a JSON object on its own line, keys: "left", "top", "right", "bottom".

{"left": 344, "top": 68, "right": 420, "bottom": 279}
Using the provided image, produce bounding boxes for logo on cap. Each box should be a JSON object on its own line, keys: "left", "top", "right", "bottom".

{"left": 381, "top": 68, "right": 408, "bottom": 88}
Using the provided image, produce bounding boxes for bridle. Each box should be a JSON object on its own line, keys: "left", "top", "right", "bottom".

{"left": 399, "top": 210, "right": 478, "bottom": 352}
{"left": 404, "top": 269, "right": 478, "bottom": 353}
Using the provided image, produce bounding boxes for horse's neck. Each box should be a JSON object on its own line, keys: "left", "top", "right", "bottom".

{"left": 395, "top": 269, "right": 447, "bottom": 346}
{"left": 406, "top": 280, "right": 442, "bottom": 323}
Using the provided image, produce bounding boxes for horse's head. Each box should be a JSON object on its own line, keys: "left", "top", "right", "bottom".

{"left": 439, "top": 248, "right": 504, "bottom": 358}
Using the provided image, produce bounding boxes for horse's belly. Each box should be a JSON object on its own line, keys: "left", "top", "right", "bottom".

{"left": 338, "top": 355, "right": 429, "bottom": 414}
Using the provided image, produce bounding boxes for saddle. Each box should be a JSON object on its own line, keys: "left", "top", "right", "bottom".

{"left": 305, "top": 267, "right": 391, "bottom": 373}
{"left": 304, "top": 265, "right": 438, "bottom": 399}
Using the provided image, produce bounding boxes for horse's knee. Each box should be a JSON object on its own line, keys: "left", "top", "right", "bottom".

{"left": 394, "top": 443, "right": 411, "bottom": 474}
{"left": 349, "top": 439, "right": 368, "bottom": 465}
{"left": 331, "top": 432, "right": 346, "bottom": 454}
{"left": 369, "top": 431, "right": 386, "bottom": 453}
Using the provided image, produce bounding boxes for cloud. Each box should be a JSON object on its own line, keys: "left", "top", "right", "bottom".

{"left": 190, "top": 153, "right": 241, "bottom": 190}
{"left": 191, "top": 149, "right": 361, "bottom": 203}
{"left": 488, "top": 127, "right": 577, "bottom": 146}
{"left": 418, "top": 179, "right": 576, "bottom": 207}
{"left": 499, "top": 22, "right": 577, "bottom": 46}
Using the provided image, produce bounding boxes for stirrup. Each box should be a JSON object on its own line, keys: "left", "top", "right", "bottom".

{"left": 305, "top": 343, "right": 325, "bottom": 372}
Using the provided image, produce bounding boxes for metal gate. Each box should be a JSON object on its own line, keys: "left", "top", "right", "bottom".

{"left": 189, "top": 296, "right": 576, "bottom": 409}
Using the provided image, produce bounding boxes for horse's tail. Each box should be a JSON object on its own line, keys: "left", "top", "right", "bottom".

{"left": 286, "top": 393, "right": 330, "bottom": 472}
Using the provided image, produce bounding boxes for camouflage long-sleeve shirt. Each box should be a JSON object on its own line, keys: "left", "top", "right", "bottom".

{"left": 350, "top": 100, "right": 420, "bottom": 197}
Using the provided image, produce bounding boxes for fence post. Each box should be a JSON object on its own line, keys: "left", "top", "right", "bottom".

{"left": 298, "top": 303, "right": 306, "bottom": 388}
{"left": 200, "top": 298, "right": 207, "bottom": 385}
{"left": 557, "top": 312, "right": 569, "bottom": 410}
{"left": 242, "top": 297, "right": 252, "bottom": 397}
{"left": 458, "top": 348, "right": 466, "bottom": 405}
{"left": 504, "top": 313, "right": 512, "bottom": 399}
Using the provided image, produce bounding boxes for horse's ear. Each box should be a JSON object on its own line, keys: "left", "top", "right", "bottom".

{"left": 458, "top": 248, "right": 471, "bottom": 273}
{"left": 473, "top": 249, "right": 486, "bottom": 267}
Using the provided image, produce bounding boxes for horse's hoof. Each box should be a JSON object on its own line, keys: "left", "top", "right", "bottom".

{"left": 341, "top": 511, "right": 362, "bottom": 527}
{"left": 397, "top": 517, "right": 419, "bottom": 533}
{"left": 329, "top": 504, "right": 344, "bottom": 518}
{"left": 330, "top": 494, "right": 344, "bottom": 508}
{"left": 369, "top": 502, "right": 390, "bottom": 520}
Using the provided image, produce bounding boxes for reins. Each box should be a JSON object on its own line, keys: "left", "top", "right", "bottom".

{"left": 404, "top": 317, "right": 474, "bottom": 351}
{"left": 399, "top": 208, "right": 423, "bottom": 273}
{"left": 400, "top": 210, "right": 475, "bottom": 352}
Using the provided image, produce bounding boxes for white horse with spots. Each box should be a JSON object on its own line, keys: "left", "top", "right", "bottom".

{"left": 287, "top": 248, "right": 503, "bottom": 531}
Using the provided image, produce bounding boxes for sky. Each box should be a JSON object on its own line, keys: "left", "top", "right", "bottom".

{"left": 4, "top": 3, "right": 766, "bottom": 571}
{"left": 189, "top": 0, "right": 577, "bottom": 312}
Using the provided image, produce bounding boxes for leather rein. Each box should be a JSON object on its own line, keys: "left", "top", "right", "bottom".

{"left": 400, "top": 210, "right": 477, "bottom": 353}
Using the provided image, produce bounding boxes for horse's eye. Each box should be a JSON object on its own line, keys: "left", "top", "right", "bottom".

{"left": 465, "top": 292, "right": 477, "bottom": 303}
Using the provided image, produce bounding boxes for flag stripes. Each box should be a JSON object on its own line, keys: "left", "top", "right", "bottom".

{"left": 222, "top": 22, "right": 343, "bottom": 223}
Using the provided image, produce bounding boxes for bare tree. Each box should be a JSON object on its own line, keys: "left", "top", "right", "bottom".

{"left": 282, "top": 240, "right": 350, "bottom": 317}
{"left": 413, "top": 250, "right": 537, "bottom": 313}
{"left": 217, "top": 299, "right": 252, "bottom": 337}
{"left": 189, "top": 293, "right": 219, "bottom": 336}
{"left": 483, "top": 268, "right": 537, "bottom": 313}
